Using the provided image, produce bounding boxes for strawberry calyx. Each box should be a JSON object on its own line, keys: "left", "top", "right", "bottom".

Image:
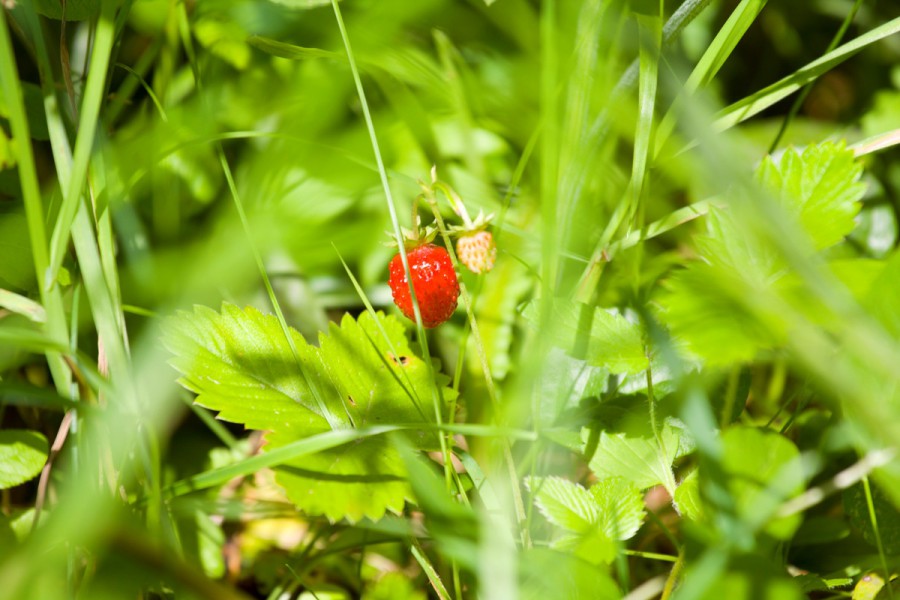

{"left": 447, "top": 209, "right": 494, "bottom": 237}
{"left": 383, "top": 217, "right": 439, "bottom": 249}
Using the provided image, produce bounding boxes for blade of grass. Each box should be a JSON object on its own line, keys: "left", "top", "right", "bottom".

{"left": 769, "top": 0, "right": 864, "bottom": 152}
{"left": 575, "top": 5, "right": 663, "bottom": 301}
{"left": 163, "top": 426, "right": 400, "bottom": 500}
{"left": 713, "top": 15, "right": 900, "bottom": 133}
{"left": 412, "top": 541, "right": 452, "bottom": 600}
{"left": 216, "top": 149, "right": 350, "bottom": 432}
{"left": 171, "top": 4, "right": 350, "bottom": 433}
{"left": 655, "top": 0, "right": 768, "bottom": 157}
{"left": 631, "top": 7, "right": 662, "bottom": 231}
{"left": 0, "top": 289, "right": 46, "bottom": 322}
{"left": 862, "top": 476, "right": 895, "bottom": 600}
{"left": 0, "top": 6, "right": 73, "bottom": 398}
{"left": 850, "top": 128, "right": 900, "bottom": 157}
{"left": 328, "top": 0, "right": 457, "bottom": 519}
{"left": 46, "top": 2, "right": 118, "bottom": 290}
{"left": 334, "top": 251, "right": 441, "bottom": 435}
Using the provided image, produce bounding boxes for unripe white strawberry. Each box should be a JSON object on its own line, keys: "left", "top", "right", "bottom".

{"left": 456, "top": 230, "right": 496, "bottom": 274}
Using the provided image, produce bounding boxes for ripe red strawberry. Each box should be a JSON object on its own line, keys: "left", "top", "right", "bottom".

{"left": 456, "top": 230, "right": 496, "bottom": 274}
{"left": 389, "top": 244, "right": 459, "bottom": 328}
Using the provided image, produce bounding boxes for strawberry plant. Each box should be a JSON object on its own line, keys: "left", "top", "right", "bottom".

{"left": 2, "top": 1, "right": 900, "bottom": 599}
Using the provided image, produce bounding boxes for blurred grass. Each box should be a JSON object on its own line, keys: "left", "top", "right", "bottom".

{"left": 1, "top": 0, "right": 900, "bottom": 599}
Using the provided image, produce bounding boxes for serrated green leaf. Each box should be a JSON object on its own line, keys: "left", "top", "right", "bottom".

{"left": 756, "top": 143, "right": 865, "bottom": 252}
{"left": 586, "top": 423, "right": 681, "bottom": 495}
{"left": 525, "top": 299, "right": 648, "bottom": 375}
{"left": 588, "top": 477, "right": 646, "bottom": 540}
{"left": 657, "top": 142, "right": 863, "bottom": 365}
{"left": 0, "top": 430, "right": 48, "bottom": 489}
{"left": 525, "top": 476, "right": 599, "bottom": 534}
{"left": 162, "top": 304, "right": 328, "bottom": 434}
{"left": 163, "top": 305, "right": 455, "bottom": 522}
{"left": 720, "top": 427, "right": 804, "bottom": 540}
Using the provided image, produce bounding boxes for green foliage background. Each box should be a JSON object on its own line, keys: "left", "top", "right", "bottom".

{"left": 2, "top": 0, "right": 900, "bottom": 598}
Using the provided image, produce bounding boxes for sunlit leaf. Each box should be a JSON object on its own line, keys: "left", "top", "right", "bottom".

{"left": 163, "top": 305, "right": 455, "bottom": 522}
{"left": 0, "top": 430, "right": 48, "bottom": 490}
{"left": 588, "top": 477, "right": 646, "bottom": 540}
{"left": 586, "top": 422, "right": 681, "bottom": 495}
{"left": 756, "top": 142, "right": 864, "bottom": 252}
{"left": 525, "top": 476, "right": 599, "bottom": 534}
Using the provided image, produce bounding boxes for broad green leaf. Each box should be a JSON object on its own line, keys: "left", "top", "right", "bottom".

{"left": 588, "top": 477, "right": 646, "bottom": 540}
{"left": 525, "top": 476, "right": 599, "bottom": 534}
{"left": 0, "top": 430, "right": 48, "bottom": 489}
{"left": 524, "top": 476, "right": 617, "bottom": 564}
{"left": 720, "top": 427, "right": 804, "bottom": 540}
{"left": 657, "top": 142, "right": 864, "bottom": 364}
{"left": 519, "top": 549, "right": 620, "bottom": 600}
{"left": 162, "top": 303, "right": 328, "bottom": 434}
{"left": 756, "top": 143, "right": 864, "bottom": 252}
{"left": 163, "top": 305, "right": 455, "bottom": 522}
{"left": 586, "top": 422, "right": 681, "bottom": 495}
{"left": 844, "top": 481, "right": 900, "bottom": 555}
{"left": 526, "top": 299, "right": 648, "bottom": 375}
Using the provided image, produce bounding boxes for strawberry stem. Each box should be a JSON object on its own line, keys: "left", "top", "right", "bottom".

{"left": 411, "top": 194, "right": 422, "bottom": 240}
{"left": 435, "top": 183, "right": 474, "bottom": 228}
